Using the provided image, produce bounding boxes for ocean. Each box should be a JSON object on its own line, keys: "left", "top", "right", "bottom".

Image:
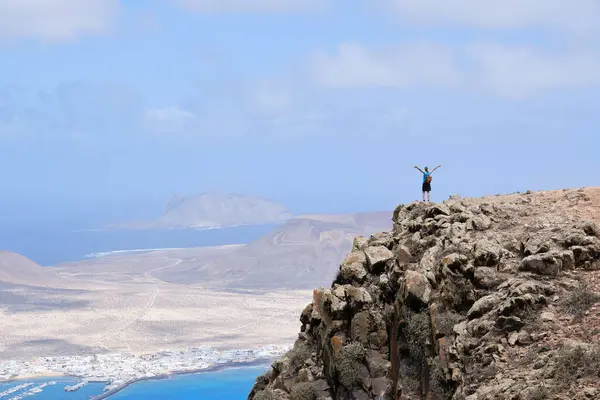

{"left": 0, "top": 223, "right": 280, "bottom": 266}
{"left": 0, "top": 365, "right": 267, "bottom": 399}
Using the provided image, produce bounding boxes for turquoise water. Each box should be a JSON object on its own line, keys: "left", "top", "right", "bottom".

{"left": 111, "top": 366, "right": 267, "bottom": 399}
{"left": 0, "top": 366, "right": 266, "bottom": 399}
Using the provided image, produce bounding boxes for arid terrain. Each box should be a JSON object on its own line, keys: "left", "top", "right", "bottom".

{"left": 250, "top": 186, "right": 600, "bottom": 400}
{"left": 0, "top": 212, "right": 391, "bottom": 360}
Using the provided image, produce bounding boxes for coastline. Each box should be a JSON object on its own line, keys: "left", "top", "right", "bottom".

{"left": 88, "top": 358, "right": 273, "bottom": 400}
{"left": 1, "top": 358, "right": 273, "bottom": 399}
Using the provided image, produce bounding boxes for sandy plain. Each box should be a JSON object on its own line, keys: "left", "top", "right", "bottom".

{"left": 0, "top": 247, "right": 312, "bottom": 359}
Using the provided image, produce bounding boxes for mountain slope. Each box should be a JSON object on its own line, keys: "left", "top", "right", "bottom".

{"left": 0, "top": 251, "right": 66, "bottom": 287}
{"left": 248, "top": 187, "right": 600, "bottom": 400}
{"left": 109, "top": 192, "right": 292, "bottom": 230}
{"left": 154, "top": 211, "right": 392, "bottom": 289}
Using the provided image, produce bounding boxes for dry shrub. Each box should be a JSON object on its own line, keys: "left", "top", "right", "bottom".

{"left": 393, "top": 204, "right": 405, "bottom": 222}
{"left": 399, "top": 362, "right": 421, "bottom": 397}
{"left": 428, "top": 357, "right": 452, "bottom": 400}
{"left": 289, "top": 341, "right": 312, "bottom": 370}
{"left": 254, "top": 390, "right": 275, "bottom": 400}
{"left": 522, "top": 309, "right": 544, "bottom": 333}
{"left": 336, "top": 342, "right": 366, "bottom": 389}
{"left": 290, "top": 382, "right": 316, "bottom": 400}
{"left": 559, "top": 281, "right": 600, "bottom": 317}
{"left": 439, "top": 277, "right": 476, "bottom": 312}
{"left": 406, "top": 312, "right": 432, "bottom": 362}
{"left": 526, "top": 385, "right": 549, "bottom": 400}
{"left": 553, "top": 344, "right": 600, "bottom": 388}
{"left": 436, "top": 311, "right": 462, "bottom": 337}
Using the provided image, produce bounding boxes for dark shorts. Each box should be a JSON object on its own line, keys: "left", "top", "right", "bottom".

{"left": 422, "top": 182, "right": 431, "bottom": 192}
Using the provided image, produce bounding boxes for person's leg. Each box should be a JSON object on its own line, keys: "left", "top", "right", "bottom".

{"left": 427, "top": 191, "right": 431, "bottom": 202}
{"left": 422, "top": 191, "right": 426, "bottom": 201}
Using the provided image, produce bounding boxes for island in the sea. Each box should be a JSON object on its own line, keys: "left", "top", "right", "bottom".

{"left": 106, "top": 192, "right": 293, "bottom": 230}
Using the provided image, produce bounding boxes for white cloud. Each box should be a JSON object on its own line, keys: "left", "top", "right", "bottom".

{"left": 0, "top": 0, "right": 119, "bottom": 42}
{"left": 381, "top": 0, "right": 600, "bottom": 34}
{"left": 309, "top": 42, "right": 462, "bottom": 88}
{"left": 176, "top": 0, "right": 325, "bottom": 13}
{"left": 309, "top": 41, "right": 600, "bottom": 97}
{"left": 466, "top": 44, "right": 600, "bottom": 97}
{"left": 145, "top": 106, "right": 197, "bottom": 124}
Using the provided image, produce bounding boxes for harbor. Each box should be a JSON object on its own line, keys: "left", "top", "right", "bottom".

{"left": 0, "top": 345, "right": 286, "bottom": 398}
{"left": 0, "top": 381, "right": 57, "bottom": 400}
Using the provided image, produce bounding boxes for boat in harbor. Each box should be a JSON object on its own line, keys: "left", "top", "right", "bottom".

{"left": 65, "top": 380, "right": 89, "bottom": 392}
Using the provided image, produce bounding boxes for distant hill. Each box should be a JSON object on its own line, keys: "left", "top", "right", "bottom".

{"left": 0, "top": 251, "right": 66, "bottom": 287}
{"left": 153, "top": 211, "right": 393, "bottom": 289}
{"left": 108, "top": 192, "right": 292, "bottom": 230}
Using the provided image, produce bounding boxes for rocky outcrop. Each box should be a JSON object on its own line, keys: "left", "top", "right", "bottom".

{"left": 248, "top": 189, "right": 600, "bottom": 400}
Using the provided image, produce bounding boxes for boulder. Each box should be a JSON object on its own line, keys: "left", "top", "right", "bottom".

{"left": 558, "top": 250, "right": 575, "bottom": 270}
{"left": 496, "top": 316, "right": 525, "bottom": 332}
{"left": 474, "top": 267, "right": 501, "bottom": 289}
{"left": 300, "top": 304, "right": 313, "bottom": 326}
{"left": 403, "top": 270, "right": 432, "bottom": 306}
{"left": 467, "top": 294, "right": 500, "bottom": 319}
{"left": 517, "top": 329, "right": 532, "bottom": 345}
{"left": 352, "top": 236, "right": 369, "bottom": 251}
{"left": 338, "top": 252, "right": 368, "bottom": 284}
{"left": 420, "top": 246, "right": 441, "bottom": 274}
{"left": 441, "top": 253, "right": 468, "bottom": 272}
{"left": 519, "top": 253, "right": 562, "bottom": 276}
{"left": 322, "top": 290, "right": 348, "bottom": 319}
{"left": 425, "top": 203, "right": 451, "bottom": 218}
{"left": 540, "top": 311, "right": 555, "bottom": 322}
{"left": 581, "top": 220, "right": 599, "bottom": 236}
{"left": 523, "top": 237, "right": 550, "bottom": 256}
{"left": 365, "top": 350, "right": 390, "bottom": 379}
{"left": 371, "top": 377, "right": 391, "bottom": 397}
{"left": 395, "top": 245, "right": 412, "bottom": 264}
{"left": 369, "top": 232, "right": 394, "bottom": 249}
{"left": 345, "top": 286, "right": 373, "bottom": 312}
{"left": 364, "top": 246, "right": 394, "bottom": 273}
{"left": 466, "top": 215, "right": 492, "bottom": 231}
{"left": 474, "top": 239, "right": 502, "bottom": 267}
{"left": 350, "top": 311, "right": 371, "bottom": 346}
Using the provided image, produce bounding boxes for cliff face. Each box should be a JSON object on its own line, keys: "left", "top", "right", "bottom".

{"left": 247, "top": 188, "right": 600, "bottom": 400}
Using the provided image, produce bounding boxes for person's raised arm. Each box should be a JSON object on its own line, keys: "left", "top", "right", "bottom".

{"left": 414, "top": 166, "right": 424, "bottom": 173}
{"left": 431, "top": 165, "right": 441, "bottom": 174}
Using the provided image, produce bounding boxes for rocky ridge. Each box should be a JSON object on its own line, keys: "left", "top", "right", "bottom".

{"left": 247, "top": 188, "right": 600, "bottom": 400}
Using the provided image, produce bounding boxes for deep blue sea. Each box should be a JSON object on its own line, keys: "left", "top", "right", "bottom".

{"left": 0, "top": 365, "right": 267, "bottom": 399}
{"left": 0, "top": 223, "right": 279, "bottom": 266}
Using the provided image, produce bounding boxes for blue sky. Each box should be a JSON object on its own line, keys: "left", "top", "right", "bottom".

{"left": 1, "top": 0, "right": 599, "bottom": 227}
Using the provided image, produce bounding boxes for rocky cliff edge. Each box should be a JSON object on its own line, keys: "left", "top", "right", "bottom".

{"left": 247, "top": 188, "right": 600, "bottom": 400}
